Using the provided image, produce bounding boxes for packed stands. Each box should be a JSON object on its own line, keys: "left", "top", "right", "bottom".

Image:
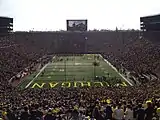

{"left": 0, "top": 31, "right": 160, "bottom": 120}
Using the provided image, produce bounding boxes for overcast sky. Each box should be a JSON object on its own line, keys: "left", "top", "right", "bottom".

{"left": 0, "top": 0, "right": 160, "bottom": 31}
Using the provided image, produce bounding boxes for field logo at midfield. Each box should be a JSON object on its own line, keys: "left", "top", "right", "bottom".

{"left": 31, "top": 81, "right": 127, "bottom": 88}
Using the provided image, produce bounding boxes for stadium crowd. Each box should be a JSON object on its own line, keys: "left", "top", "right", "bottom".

{"left": 0, "top": 31, "right": 160, "bottom": 120}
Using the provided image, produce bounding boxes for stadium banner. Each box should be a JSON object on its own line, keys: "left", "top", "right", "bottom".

{"left": 67, "top": 19, "right": 87, "bottom": 31}
{"left": 31, "top": 81, "right": 127, "bottom": 88}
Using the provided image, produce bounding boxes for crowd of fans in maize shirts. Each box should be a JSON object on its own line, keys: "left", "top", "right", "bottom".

{"left": 0, "top": 31, "right": 160, "bottom": 120}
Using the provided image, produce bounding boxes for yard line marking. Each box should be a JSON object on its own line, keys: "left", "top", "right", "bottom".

{"left": 99, "top": 54, "right": 133, "bottom": 86}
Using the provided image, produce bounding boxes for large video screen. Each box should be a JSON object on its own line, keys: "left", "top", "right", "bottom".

{"left": 67, "top": 20, "right": 87, "bottom": 31}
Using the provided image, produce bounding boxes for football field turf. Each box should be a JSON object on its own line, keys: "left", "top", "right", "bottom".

{"left": 18, "top": 54, "right": 132, "bottom": 89}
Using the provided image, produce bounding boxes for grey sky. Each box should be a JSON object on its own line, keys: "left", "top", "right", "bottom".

{"left": 0, "top": 0, "right": 160, "bottom": 31}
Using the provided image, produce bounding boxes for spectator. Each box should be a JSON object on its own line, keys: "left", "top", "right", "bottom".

{"left": 124, "top": 104, "right": 133, "bottom": 120}
{"left": 145, "top": 102, "right": 154, "bottom": 120}
{"left": 136, "top": 103, "right": 145, "bottom": 120}
{"left": 113, "top": 104, "right": 124, "bottom": 120}
{"left": 20, "top": 107, "right": 30, "bottom": 120}
{"left": 105, "top": 104, "right": 113, "bottom": 120}
{"left": 44, "top": 109, "right": 56, "bottom": 120}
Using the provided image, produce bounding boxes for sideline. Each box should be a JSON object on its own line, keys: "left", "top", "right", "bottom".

{"left": 25, "top": 63, "right": 49, "bottom": 88}
{"left": 25, "top": 56, "right": 56, "bottom": 88}
{"left": 99, "top": 54, "right": 133, "bottom": 86}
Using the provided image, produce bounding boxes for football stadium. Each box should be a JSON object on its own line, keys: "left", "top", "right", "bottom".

{"left": 0, "top": 1, "right": 160, "bottom": 120}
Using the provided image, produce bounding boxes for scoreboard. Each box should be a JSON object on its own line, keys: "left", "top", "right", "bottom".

{"left": 67, "top": 20, "right": 87, "bottom": 31}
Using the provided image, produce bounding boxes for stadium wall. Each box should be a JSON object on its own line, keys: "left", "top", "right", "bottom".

{"left": 14, "top": 31, "right": 140, "bottom": 54}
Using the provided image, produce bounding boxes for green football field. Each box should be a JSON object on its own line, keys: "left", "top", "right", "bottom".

{"left": 18, "top": 54, "right": 132, "bottom": 89}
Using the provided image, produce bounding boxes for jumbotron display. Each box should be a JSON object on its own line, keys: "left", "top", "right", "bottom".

{"left": 67, "top": 20, "right": 87, "bottom": 31}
